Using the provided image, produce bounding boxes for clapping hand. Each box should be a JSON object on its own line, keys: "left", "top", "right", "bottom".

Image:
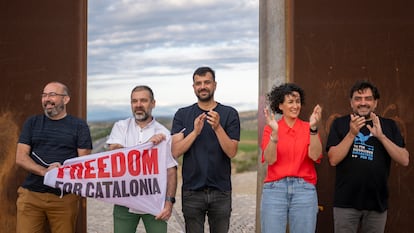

{"left": 264, "top": 107, "right": 278, "bottom": 132}
{"left": 367, "top": 112, "right": 384, "bottom": 138}
{"left": 349, "top": 113, "right": 366, "bottom": 136}
{"left": 309, "top": 104, "right": 322, "bottom": 129}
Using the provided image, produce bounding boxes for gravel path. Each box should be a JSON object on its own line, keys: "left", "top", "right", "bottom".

{"left": 87, "top": 171, "right": 257, "bottom": 233}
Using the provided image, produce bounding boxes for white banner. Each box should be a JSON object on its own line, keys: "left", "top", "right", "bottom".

{"left": 44, "top": 141, "right": 167, "bottom": 216}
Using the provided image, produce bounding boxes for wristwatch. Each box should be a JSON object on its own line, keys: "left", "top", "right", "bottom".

{"left": 165, "top": 196, "right": 176, "bottom": 204}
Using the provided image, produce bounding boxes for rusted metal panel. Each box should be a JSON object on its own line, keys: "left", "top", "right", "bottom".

{"left": 257, "top": 1, "right": 289, "bottom": 232}
{"left": 293, "top": 0, "right": 414, "bottom": 232}
{"left": 0, "top": 0, "right": 87, "bottom": 232}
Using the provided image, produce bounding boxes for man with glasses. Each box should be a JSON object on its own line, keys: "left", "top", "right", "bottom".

{"left": 326, "top": 80, "right": 409, "bottom": 233}
{"left": 15, "top": 81, "right": 92, "bottom": 233}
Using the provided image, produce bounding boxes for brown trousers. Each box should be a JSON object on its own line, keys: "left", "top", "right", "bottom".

{"left": 16, "top": 187, "right": 80, "bottom": 233}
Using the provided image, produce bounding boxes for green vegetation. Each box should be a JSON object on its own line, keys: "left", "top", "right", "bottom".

{"left": 89, "top": 122, "right": 114, "bottom": 142}
{"left": 233, "top": 129, "right": 258, "bottom": 173}
{"left": 240, "top": 129, "right": 257, "bottom": 140}
{"left": 88, "top": 110, "right": 260, "bottom": 173}
{"left": 237, "top": 143, "right": 258, "bottom": 153}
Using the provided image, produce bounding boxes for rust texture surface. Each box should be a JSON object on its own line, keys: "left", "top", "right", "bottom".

{"left": 293, "top": 1, "right": 414, "bottom": 232}
{"left": 0, "top": 0, "right": 87, "bottom": 232}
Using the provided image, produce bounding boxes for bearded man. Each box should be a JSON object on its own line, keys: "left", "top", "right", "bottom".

{"left": 15, "top": 81, "right": 92, "bottom": 233}
{"left": 106, "top": 85, "right": 177, "bottom": 233}
{"left": 171, "top": 67, "right": 241, "bottom": 233}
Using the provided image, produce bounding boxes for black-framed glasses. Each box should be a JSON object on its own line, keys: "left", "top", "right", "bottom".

{"left": 41, "top": 92, "right": 67, "bottom": 98}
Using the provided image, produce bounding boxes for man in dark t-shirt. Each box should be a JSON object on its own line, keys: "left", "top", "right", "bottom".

{"left": 15, "top": 82, "right": 92, "bottom": 233}
{"left": 171, "top": 67, "right": 240, "bottom": 233}
{"left": 326, "top": 80, "right": 409, "bottom": 233}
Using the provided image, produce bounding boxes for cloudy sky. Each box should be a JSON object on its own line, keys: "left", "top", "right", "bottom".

{"left": 87, "top": 0, "right": 259, "bottom": 121}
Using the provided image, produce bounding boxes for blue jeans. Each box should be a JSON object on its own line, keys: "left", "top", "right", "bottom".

{"left": 182, "top": 189, "right": 232, "bottom": 233}
{"left": 261, "top": 177, "right": 318, "bottom": 233}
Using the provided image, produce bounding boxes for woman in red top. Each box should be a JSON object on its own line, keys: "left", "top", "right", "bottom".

{"left": 260, "top": 83, "right": 322, "bottom": 233}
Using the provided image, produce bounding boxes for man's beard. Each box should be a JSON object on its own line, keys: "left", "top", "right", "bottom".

{"left": 196, "top": 90, "right": 214, "bottom": 102}
{"left": 355, "top": 106, "right": 372, "bottom": 119}
{"left": 44, "top": 102, "right": 64, "bottom": 117}
{"left": 134, "top": 111, "right": 149, "bottom": 122}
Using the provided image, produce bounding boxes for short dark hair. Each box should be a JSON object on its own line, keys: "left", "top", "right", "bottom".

{"left": 192, "top": 66, "right": 215, "bottom": 81}
{"left": 131, "top": 85, "right": 154, "bottom": 100}
{"left": 349, "top": 80, "right": 380, "bottom": 100}
{"left": 267, "top": 83, "right": 305, "bottom": 114}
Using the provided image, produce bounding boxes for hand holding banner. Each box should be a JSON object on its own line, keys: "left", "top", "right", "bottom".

{"left": 44, "top": 141, "right": 168, "bottom": 216}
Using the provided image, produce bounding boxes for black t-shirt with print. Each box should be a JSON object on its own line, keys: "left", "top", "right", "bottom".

{"left": 326, "top": 115, "right": 405, "bottom": 212}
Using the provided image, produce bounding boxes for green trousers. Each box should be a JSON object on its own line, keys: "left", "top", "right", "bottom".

{"left": 113, "top": 205, "right": 167, "bottom": 233}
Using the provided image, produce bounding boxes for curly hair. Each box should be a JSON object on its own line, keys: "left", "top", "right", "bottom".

{"left": 267, "top": 83, "right": 305, "bottom": 114}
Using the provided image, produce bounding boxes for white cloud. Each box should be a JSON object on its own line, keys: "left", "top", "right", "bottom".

{"left": 87, "top": 0, "right": 259, "bottom": 121}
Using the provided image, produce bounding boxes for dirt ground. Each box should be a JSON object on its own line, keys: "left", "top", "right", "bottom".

{"left": 87, "top": 171, "right": 258, "bottom": 233}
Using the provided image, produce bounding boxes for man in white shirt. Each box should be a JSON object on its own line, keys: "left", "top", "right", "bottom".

{"left": 106, "top": 85, "right": 177, "bottom": 233}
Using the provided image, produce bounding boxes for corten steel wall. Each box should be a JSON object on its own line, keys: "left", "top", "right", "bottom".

{"left": 293, "top": 0, "right": 414, "bottom": 232}
{"left": 0, "top": 0, "right": 88, "bottom": 232}
{"left": 256, "top": 1, "right": 289, "bottom": 232}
